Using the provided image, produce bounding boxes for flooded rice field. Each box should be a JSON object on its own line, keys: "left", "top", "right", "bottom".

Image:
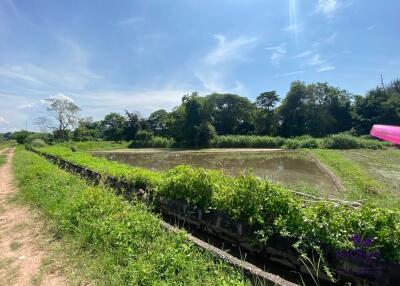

{"left": 93, "top": 149, "right": 337, "bottom": 194}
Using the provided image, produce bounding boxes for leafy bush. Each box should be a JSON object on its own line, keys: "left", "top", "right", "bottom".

{"left": 25, "top": 133, "right": 53, "bottom": 145}
{"left": 14, "top": 149, "right": 248, "bottom": 285}
{"left": 70, "top": 144, "right": 78, "bottom": 152}
{"left": 129, "top": 136, "right": 175, "bottom": 148}
{"left": 35, "top": 146, "right": 400, "bottom": 263}
{"left": 29, "top": 139, "right": 47, "bottom": 148}
{"left": 322, "top": 133, "right": 388, "bottom": 149}
{"left": 212, "top": 135, "right": 285, "bottom": 148}
{"left": 134, "top": 130, "right": 154, "bottom": 141}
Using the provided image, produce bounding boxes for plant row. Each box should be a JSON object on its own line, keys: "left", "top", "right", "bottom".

{"left": 127, "top": 133, "right": 391, "bottom": 150}
{"left": 35, "top": 146, "right": 400, "bottom": 265}
{"left": 14, "top": 148, "right": 248, "bottom": 285}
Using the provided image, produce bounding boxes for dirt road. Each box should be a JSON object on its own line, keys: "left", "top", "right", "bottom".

{"left": 0, "top": 148, "right": 65, "bottom": 286}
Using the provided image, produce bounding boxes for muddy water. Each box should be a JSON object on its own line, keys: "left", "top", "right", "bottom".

{"left": 93, "top": 150, "right": 336, "bottom": 194}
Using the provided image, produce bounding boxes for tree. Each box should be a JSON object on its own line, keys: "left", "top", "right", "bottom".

{"left": 123, "top": 111, "right": 142, "bottom": 141}
{"left": 254, "top": 91, "right": 279, "bottom": 135}
{"left": 305, "top": 83, "right": 353, "bottom": 136}
{"left": 148, "top": 109, "right": 169, "bottom": 136}
{"left": 101, "top": 112, "right": 126, "bottom": 141}
{"left": 73, "top": 117, "right": 101, "bottom": 141}
{"left": 353, "top": 79, "right": 400, "bottom": 134}
{"left": 278, "top": 81, "right": 308, "bottom": 137}
{"left": 11, "top": 130, "right": 32, "bottom": 144}
{"left": 36, "top": 94, "right": 80, "bottom": 141}
{"left": 206, "top": 93, "right": 255, "bottom": 135}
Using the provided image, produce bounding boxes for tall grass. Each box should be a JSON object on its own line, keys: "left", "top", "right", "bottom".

{"left": 13, "top": 148, "right": 248, "bottom": 285}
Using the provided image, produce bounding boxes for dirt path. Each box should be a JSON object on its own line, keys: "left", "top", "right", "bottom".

{"left": 0, "top": 148, "right": 65, "bottom": 286}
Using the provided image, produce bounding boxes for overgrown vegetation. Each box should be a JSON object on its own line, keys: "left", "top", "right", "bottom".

{"left": 310, "top": 149, "right": 400, "bottom": 209}
{"left": 0, "top": 154, "right": 6, "bottom": 166}
{"left": 35, "top": 146, "right": 400, "bottom": 265}
{"left": 13, "top": 148, "right": 248, "bottom": 285}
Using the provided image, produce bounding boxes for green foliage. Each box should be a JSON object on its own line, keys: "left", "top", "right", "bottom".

{"left": 28, "top": 139, "right": 47, "bottom": 148}
{"left": 134, "top": 130, "right": 154, "bottom": 141}
{"left": 353, "top": 79, "right": 400, "bottom": 134}
{"left": 12, "top": 130, "right": 32, "bottom": 144}
{"left": 25, "top": 133, "right": 53, "bottom": 145}
{"left": 322, "top": 133, "right": 389, "bottom": 149}
{"left": 13, "top": 149, "right": 247, "bottom": 285}
{"left": 129, "top": 136, "right": 175, "bottom": 148}
{"left": 35, "top": 146, "right": 400, "bottom": 262}
{"left": 212, "top": 135, "right": 285, "bottom": 148}
{"left": 0, "top": 155, "right": 6, "bottom": 166}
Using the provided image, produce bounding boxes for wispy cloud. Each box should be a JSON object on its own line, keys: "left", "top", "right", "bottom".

{"left": 317, "top": 0, "right": 338, "bottom": 15}
{"left": 118, "top": 16, "right": 144, "bottom": 26}
{"left": 0, "top": 37, "right": 100, "bottom": 91}
{"left": 366, "top": 25, "right": 376, "bottom": 31}
{"left": 294, "top": 51, "right": 336, "bottom": 73}
{"left": 196, "top": 34, "right": 257, "bottom": 92}
{"left": 266, "top": 43, "right": 287, "bottom": 66}
{"left": 293, "top": 50, "right": 313, "bottom": 59}
{"left": 204, "top": 34, "right": 257, "bottom": 65}
{"left": 316, "top": 0, "right": 352, "bottom": 16}
{"left": 317, "top": 64, "right": 336, "bottom": 72}
{"left": 0, "top": 116, "right": 10, "bottom": 125}
{"left": 275, "top": 70, "right": 304, "bottom": 77}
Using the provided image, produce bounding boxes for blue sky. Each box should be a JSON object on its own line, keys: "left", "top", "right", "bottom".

{"left": 0, "top": 0, "right": 399, "bottom": 132}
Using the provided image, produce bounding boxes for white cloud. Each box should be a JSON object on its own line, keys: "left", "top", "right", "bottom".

{"left": 204, "top": 34, "right": 257, "bottom": 65}
{"left": 118, "top": 17, "right": 144, "bottom": 26}
{"left": 0, "top": 116, "right": 10, "bottom": 125}
{"left": 275, "top": 70, "right": 304, "bottom": 77}
{"left": 307, "top": 54, "right": 324, "bottom": 66}
{"left": 316, "top": 0, "right": 352, "bottom": 16}
{"left": 195, "top": 34, "right": 257, "bottom": 93}
{"left": 318, "top": 64, "right": 336, "bottom": 72}
{"left": 296, "top": 51, "right": 336, "bottom": 73}
{"left": 266, "top": 44, "right": 287, "bottom": 66}
{"left": 317, "top": 0, "right": 338, "bottom": 15}
{"left": 294, "top": 50, "right": 313, "bottom": 59}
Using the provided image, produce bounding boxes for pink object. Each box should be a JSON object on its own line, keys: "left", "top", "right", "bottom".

{"left": 370, "top": 124, "right": 400, "bottom": 145}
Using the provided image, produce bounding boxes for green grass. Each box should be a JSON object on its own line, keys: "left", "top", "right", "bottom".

{"left": 310, "top": 149, "right": 400, "bottom": 209}
{"left": 0, "top": 154, "right": 6, "bottom": 166}
{"left": 13, "top": 148, "right": 248, "bottom": 285}
{"left": 61, "top": 141, "right": 130, "bottom": 151}
{"left": 34, "top": 145, "right": 400, "bottom": 264}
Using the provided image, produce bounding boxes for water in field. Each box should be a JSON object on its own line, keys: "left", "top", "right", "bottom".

{"left": 93, "top": 150, "right": 337, "bottom": 194}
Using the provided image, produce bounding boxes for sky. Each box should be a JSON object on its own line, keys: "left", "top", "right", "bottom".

{"left": 0, "top": 0, "right": 399, "bottom": 132}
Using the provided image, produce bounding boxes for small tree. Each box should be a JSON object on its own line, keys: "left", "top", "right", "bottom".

{"left": 36, "top": 94, "right": 80, "bottom": 141}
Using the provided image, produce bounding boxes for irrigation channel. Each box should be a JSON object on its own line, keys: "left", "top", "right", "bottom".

{"left": 30, "top": 149, "right": 399, "bottom": 286}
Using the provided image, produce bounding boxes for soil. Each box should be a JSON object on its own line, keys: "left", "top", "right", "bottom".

{"left": 0, "top": 148, "right": 65, "bottom": 286}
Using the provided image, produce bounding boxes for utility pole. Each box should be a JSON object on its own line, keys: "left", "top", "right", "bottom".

{"left": 25, "top": 120, "right": 28, "bottom": 130}
{"left": 380, "top": 74, "right": 385, "bottom": 89}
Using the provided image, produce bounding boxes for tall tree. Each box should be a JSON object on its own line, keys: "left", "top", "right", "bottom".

{"left": 254, "top": 91, "right": 279, "bottom": 135}
{"left": 278, "top": 81, "right": 308, "bottom": 137}
{"left": 353, "top": 79, "right": 400, "bottom": 134}
{"left": 206, "top": 93, "right": 255, "bottom": 135}
{"left": 101, "top": 112, "right": 126, "bottom": 141}
{"left": 36, "top": 94, "right": 80, "bottom": 141}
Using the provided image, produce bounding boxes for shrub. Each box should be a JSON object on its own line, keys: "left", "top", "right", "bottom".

{"left": 35, "top": 146, "right": 400, "bottom": 263}
{"left": 70, "top": 144, "right": 78, "bottom": 152}
{"left": 212, "top": 135, "right": 285, "bottom": 148}
{"left": 134, "top": 130, "right": 154, "bottom": 141}
{"left": 29, "top": 139, "right": 47, "bottom": 148}
{"left": 129, "top": 136, "right": 174, "bottom": 148}
{"left": 322, "top": 133, "right": 388, "bottom": 149}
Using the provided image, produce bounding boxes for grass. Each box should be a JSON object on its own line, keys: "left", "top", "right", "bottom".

{"left": 310, "top": 149, "right": 400, "bottom": 210}
{"left": 34, "top": 145, "right": 400, "bottom": 264}
{"left": 61, "top": 141, "right": 130, "bottom": 151}
{"left": 13, "top": 148, "right": 249, "bottom": 286}
{"left": 0, "top": 154, "right": 6, "bottom": 166}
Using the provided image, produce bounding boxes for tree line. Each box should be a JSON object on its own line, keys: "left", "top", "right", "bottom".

{"left": 3, "top": 79, "right": 400, "bottom": 146}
